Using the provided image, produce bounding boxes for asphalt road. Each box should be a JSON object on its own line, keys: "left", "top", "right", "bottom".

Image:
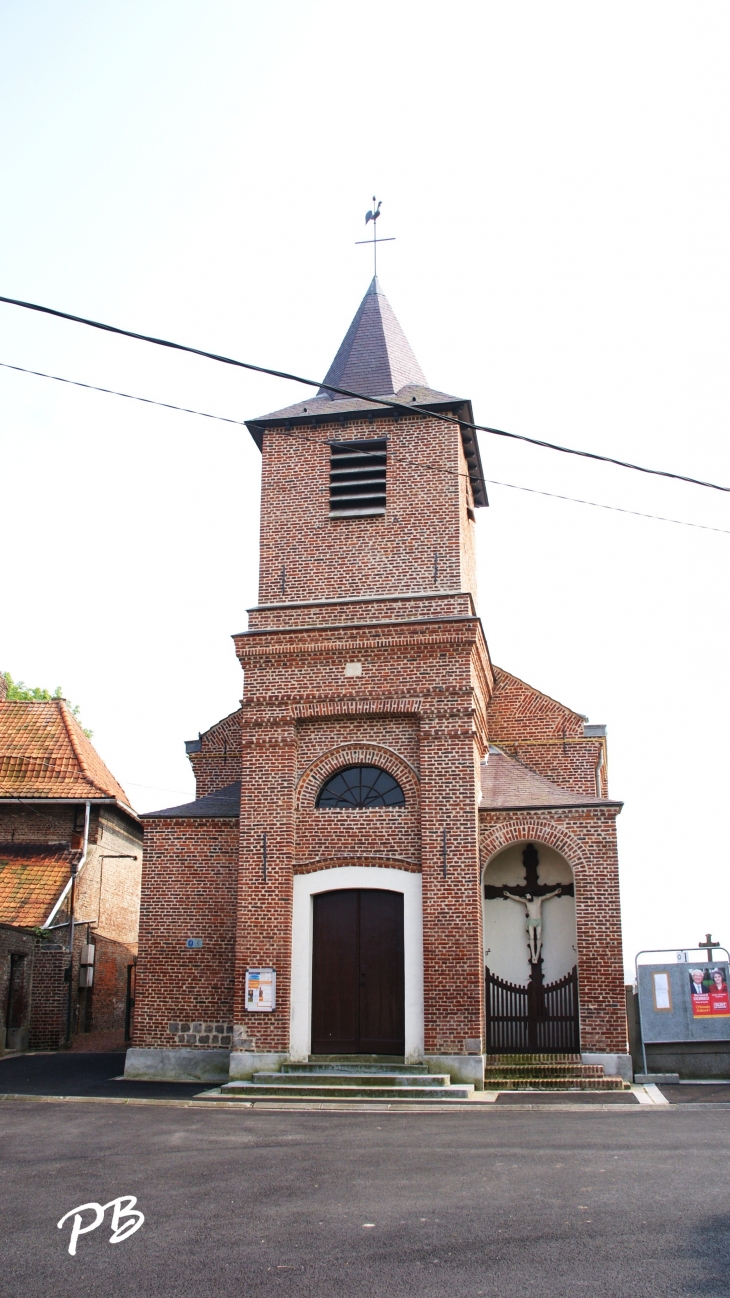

{"left": 2, "top": 1099, "right": 729, "bottom": 1298}
{"left": 0, "top": 1051, "right": 205, "bottom": 1100}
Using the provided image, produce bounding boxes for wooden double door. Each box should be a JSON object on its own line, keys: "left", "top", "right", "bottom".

{"left": 311, "top": 889, "right": 405, "bottom": 1055}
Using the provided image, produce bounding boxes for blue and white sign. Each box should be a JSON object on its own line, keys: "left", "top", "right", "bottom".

{"left": 186, "top": 938, "right": 203, "bottom": 950}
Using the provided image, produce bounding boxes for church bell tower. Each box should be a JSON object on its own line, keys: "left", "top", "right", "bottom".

{"left": 230, "top": 276, "right": 493, "bottom": 1073}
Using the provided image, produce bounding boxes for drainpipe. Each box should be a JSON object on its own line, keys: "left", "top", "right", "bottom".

{"left": 594, "top": 744, "right": 605, "bottom": 798}
{"left": 65, "top": 800, "right": 90, "bottom": 1044}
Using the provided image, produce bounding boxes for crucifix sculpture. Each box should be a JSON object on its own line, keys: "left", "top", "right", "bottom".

{"left": 484, "top": 843, "right": 574, "bottom": 988}
{"left": 501, "top": 886, "right": 563, "bottom": 964}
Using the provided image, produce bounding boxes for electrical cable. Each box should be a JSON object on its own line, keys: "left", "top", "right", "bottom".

{"left": 0, "top": 359, "right": 472, "bottom": 485}
{"left": 0, "top": 360, "right": 248, "bottom": 427}
{"left": 484, "top": 479, "right": 730, "bottom": 535}
{"left": 2, "top": 357, "right": 727, "bottom": 536}
{"left": 1, "top": 292, "right": 729, "bottom": 495}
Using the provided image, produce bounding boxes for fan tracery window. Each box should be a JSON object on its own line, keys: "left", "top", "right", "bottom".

{"left": 316, "top": 765, "right": 405, "bottom": 809}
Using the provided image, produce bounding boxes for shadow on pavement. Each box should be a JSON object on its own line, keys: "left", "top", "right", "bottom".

{"left": 0, "top": 1052, "right": 206, "bottom": 1100}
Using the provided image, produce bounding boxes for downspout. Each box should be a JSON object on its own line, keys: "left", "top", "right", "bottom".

{"left": 594, "top": 743, "right": 605, "bottom": 798}
{"left": 65, "top": 800, "right": 90, "bottom": 1044}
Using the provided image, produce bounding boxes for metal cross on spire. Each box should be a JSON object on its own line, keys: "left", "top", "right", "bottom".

{"left": 355, "top": 196, "right": 395, "bottom": 277}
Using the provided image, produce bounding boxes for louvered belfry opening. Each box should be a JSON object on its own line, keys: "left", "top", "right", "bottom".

{"left": 329, "top": 438, "right": 387, "bottom": 517}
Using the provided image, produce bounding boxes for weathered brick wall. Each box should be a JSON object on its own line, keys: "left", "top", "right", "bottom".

{"left": 258, "top": 413, "right": 476, "bottom": 605}
{"left": 420, "top": 704, "right": 485, "bottom": 1053}
{"left": 85, "top": 934, "right": 134, "bottom": 1033}
{"left": 231, "top": 603, "right": 491, "bottom": 1055}
{"left": 74, "top": 808, "right": 142, "bottom": 951}
{"left": 487, "top": 668, "right": 607, "bottom": 797}
{"left": 294, "top": 715, "right": 420, "bottom": 870}
{"left": 28, "top": 943, "right": 68, "bottom": 1050}
{"left": 0, "top": 806, "right": 73, "bottom": 844}
{"left": 189, "top": 709, "right": 243, "bottom": 798}
{"left": 0, "top": 925, "right": 35, "bottom": 1051}
{"left": 132, "top": 817, "right": 238, "bottom": 1049}
{"left": 480, "top": 809, "right": 627, "bottom": 1053}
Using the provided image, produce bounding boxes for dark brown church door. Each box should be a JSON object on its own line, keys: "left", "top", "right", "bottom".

{"left": 311, "top": 889, "right": 405, "bottom": 1055}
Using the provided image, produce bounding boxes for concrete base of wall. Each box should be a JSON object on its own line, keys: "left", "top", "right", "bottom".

{"left": 228, "top": 1051, "right": 289, "bottom": 1080}
{"left": 425, "top": 1054, "right": 485, "bottom": 1090}
{"left": 124, "top": 1047, "right": 231, "bottom": 1083}
{"left": 582, "top": 1052, "right": 633, "bottom": 1083}
{"left": 640, "top": 1042, "right": 730, "bottom": 1080}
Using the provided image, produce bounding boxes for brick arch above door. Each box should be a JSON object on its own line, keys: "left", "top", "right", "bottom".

{"left": 296, "top": 744, "right": 420, "bottom": 812}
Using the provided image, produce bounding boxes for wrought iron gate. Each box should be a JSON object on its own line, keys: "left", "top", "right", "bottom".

{"left": 485, "top": 965, "right": 580, "bottom": 1053}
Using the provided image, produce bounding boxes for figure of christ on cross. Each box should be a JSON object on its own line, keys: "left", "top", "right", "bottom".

{"left": 484, "top": 843, "right": 574, "bottom": 975}
{"left": 501, "top": 887, "right": 562, "bottom": 964}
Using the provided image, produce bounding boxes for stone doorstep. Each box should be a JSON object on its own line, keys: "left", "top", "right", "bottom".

{"left": 282, "top": 1062, "right": 429, "bottom": 1075}
{"left": 254, "top": 1071, "right": 450, "bottom": 1087}
{"left": 203, "top": 1082, "right": 475, "bottom": 1102}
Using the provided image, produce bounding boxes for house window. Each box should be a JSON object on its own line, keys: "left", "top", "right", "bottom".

{"left": 316, "top": 765, "right": 405, "bottom": 808}
{"left": 329, "top": 439, "right": 387, "bottom": 517}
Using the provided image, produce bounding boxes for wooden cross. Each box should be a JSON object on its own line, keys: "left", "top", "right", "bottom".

{"left": 484, "top": 843, "right": 574, "bottom": 985}
{"left": 699, "top": 933, "right": 722, "bottom": 963}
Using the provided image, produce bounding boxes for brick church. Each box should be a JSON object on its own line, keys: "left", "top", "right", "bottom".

{"left": 127, "top": 277, "right": 630, "bottom": 1089}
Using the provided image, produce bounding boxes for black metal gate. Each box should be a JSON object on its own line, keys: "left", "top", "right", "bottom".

{"left": 485, "top": 965, "right": 580, "bottom": 1053}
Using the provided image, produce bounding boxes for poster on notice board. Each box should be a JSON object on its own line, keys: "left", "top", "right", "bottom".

{"left": 687, "top": 965, "right": 730, "bottom": 1018}
{"left": 245, "top": 967, "right": 276, "bottom": 1012}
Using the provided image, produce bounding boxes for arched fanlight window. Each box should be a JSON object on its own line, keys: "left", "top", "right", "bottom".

{"left": 316, "top": 765, "right": 405, "bottom": 809}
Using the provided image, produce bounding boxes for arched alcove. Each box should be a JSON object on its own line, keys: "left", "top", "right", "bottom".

{"left": 482, "top": 842, "right": 577, "bottom": 987}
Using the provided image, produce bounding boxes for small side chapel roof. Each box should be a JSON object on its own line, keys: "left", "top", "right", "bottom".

{"left": 142, "top": 782, "right": 241, "bottom": 820}
{"left": 480, "top": 749, "right": 622, "bottom": 812}
{"left": 245, "top": 278, "right": 488, "bottom": 508}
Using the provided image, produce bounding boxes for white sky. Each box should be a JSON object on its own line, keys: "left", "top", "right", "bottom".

{"left": 1, "top": 1, "right": 728, "bottom": 976}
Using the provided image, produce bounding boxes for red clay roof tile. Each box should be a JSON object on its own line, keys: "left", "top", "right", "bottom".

{"left": 0, "top": 844, "right": 72, "bottom": 926}
{"left": 0, "top": 700, "right": 132, "bottom": 808}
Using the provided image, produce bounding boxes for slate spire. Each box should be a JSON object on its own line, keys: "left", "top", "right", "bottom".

{"left": 318, "top": 277, "right": 427, "bottom": 399}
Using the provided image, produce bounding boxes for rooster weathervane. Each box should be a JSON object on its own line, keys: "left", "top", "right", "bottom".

{"left": 355, "top": 196, "right": 395, "bottom": 277}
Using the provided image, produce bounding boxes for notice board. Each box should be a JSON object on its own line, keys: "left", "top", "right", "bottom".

{"left": 638, "top": 961, "right": 730, "bottom": 1043}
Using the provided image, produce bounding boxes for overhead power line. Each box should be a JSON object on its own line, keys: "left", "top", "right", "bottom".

{"left": 485, "top": 479, "right": 730, "bottom": 536}
{"left": 1, "top": 292, "right": 729, "bottom": 496}
{"left": 0, "top": 360, "right": 249, "bottom": 428}
{"left": 1, "top": 357, "right": 726, "bottom": 538}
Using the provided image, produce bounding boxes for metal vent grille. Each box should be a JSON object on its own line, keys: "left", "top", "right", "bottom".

{"left": 329, "top": 439, "right": 387, "bottom": 517}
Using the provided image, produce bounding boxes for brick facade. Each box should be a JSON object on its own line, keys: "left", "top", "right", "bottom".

{"left": 133, "top": 817, "right": 238, "bottom": 1049}
{"left": 0, "top": 793, "right": 142, "bottom": 1050}
{"left": 131, "top": 280, "right": 628, "bottom": 1075}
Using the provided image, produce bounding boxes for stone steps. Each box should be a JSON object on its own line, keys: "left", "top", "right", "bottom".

{"left": 484, "top": 1075, "right": 626, "bottom": 1091}
{"left": 280, "top": 1062, "right": 428, "bottom": 1076}
{"left": 198, "top": 1055, "right": 475, "bottom": 1105}
{"left": 254, "top": 1071, "right": 447, "bottom": 1087}
{"left": 484, "top": 1063, "right": 605, "bottom": 1079}
{"left": 484, "top": 1052, "right": 627, "bottom": 1091}
{"left": 213, "top": 1080, "right": 475, "bottom": 1101}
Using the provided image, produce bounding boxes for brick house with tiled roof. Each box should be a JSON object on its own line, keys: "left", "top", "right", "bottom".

{"left": 127, "top": 277, "right": 629, "bottom": 1088}
{"left": 0, "top": 685, "right": 143, "bottom": 1053}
